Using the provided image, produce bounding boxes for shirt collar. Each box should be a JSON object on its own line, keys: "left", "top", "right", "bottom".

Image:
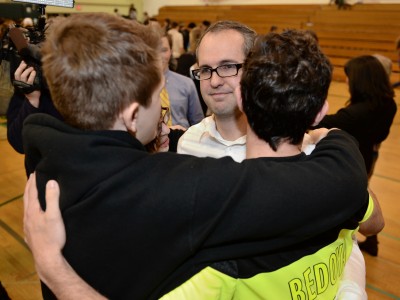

{"left": 200, "top": 115, "right": 246, "bottom": 146}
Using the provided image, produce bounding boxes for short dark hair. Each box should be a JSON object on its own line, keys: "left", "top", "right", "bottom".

{"left": 241, "top": 30, "right": 332, "bottom": 150}
{"left": 196, "top": 20, "right": 256, "bottom": 63}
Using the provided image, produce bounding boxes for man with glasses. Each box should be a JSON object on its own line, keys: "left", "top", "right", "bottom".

{"left": 178, "top": 21, "right": 316, "bottom": 159}
{"left": 178, "top": 21, "right": 252, "bottom": 161}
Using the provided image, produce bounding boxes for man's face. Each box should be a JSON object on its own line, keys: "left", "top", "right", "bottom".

{"left": 197, "top": 30, "right": 246, "bottom": 117}
{"left": 161, "top": 36, "right": 172, "bottom": 72}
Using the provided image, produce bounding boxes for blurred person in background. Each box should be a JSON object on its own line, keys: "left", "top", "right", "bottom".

{"left": 314, "top": 55, "right": 397, "bottom": 256}
{"left": 160, "top": 32, "right": 204, "bottom": 128}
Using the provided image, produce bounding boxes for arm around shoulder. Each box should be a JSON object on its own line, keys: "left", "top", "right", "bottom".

{"left": 24, "top": 174, "right": 107, "bottom": 299}
{"left": 359, "top": 188, "right": 385, "bottom": 236}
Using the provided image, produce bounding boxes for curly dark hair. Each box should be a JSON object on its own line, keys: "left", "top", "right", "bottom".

{"left": 241, "top": 29, "right": 332, "bottom": 151}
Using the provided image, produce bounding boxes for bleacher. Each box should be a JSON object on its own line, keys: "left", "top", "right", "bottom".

{"left": 156, "top": 3, "right": 400, "bottom": 83}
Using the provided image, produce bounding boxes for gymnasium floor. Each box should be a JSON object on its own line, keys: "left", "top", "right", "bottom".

{"left": 0, "top": 81, "right": 399, "bottom": 299}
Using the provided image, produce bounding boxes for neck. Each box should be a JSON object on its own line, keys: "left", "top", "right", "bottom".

{"left": 214, "top": 112, "right": 247, "bottom": 141}
{"left": 246, "top": 125, "right": 302, "bottom": 159}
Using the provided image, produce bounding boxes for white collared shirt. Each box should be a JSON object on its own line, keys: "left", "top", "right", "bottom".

{"left": 177, "top": 115, "right": 317, "bottom": 161}
{"left": 177, "top": 115, "right": 246, "bottom": 162}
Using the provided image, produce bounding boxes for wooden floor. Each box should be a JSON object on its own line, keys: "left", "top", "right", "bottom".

{"left": 0, "top": 81, "right": 399, "bottom": 299}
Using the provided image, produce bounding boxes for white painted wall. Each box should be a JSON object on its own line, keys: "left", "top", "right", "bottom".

{"left": 143, "top": 0, "right": 400, "bottom": 18}
{"left": 1, "top": 0, "right": 399, "bottom": 22}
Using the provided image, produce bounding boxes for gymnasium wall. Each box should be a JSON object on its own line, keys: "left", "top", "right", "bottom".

{"left": 144, "top": 0, "right": 400, "bottom": 18}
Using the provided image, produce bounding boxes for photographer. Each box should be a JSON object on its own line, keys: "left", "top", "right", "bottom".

{"left": 6, "top": 60, "right": 62, "bottom": 154}
{"left": 5, "top": 21, "right": 63, "bottom": 154}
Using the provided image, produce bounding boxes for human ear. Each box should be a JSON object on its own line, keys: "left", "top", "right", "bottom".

{"left": 235, "top": 86, "right": 244, "bottom": 112}
{"left": 122, "top": 102, "right": 140, "bottom": 133}
{"left": 312, "top": 100, "right": 329, "bottom": 126}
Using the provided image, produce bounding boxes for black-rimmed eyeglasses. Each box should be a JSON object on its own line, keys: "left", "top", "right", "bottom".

{"left": 192, "top": 63, "right": 243, "bottom": 81}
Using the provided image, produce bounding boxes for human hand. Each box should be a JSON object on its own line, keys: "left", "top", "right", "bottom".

{"left": 307, "top": 128, "right": 336, "bottom": 145}
{"left": 23, "top": 173, "right": 66, "bottom": 262}
{"left": 359, "top": 188, "right": 385, "bottom": 236}
{"left": 169, "top": 125, "right": 186, "bottom": 131}
{"left": 302, "top": 128, "right": 339, "bottom": 154}
{"left": 23, "top": 175, "right": 109, "bottom": 299}
{"left": 14, "top": 61, "right": 41, "bottom": 107}
{"left": 156, "top": 122, "right": 171, "bottom": 152}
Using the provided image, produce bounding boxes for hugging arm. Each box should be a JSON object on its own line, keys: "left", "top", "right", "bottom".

{"left": 24, "top": 174, "right": 107, "bottom": 300}
{"left": 308, "top": 128, "right": 384, "bottom": 236}
{"left": 359, "top": 188, "right": 385, "bottom": 236}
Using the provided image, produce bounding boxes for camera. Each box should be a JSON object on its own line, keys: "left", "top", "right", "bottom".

{"left": 1, "top": 15, "right": 46, "bottom": 93}
{"left": 1, "top": 0, "right": 74, "bottom": 94}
